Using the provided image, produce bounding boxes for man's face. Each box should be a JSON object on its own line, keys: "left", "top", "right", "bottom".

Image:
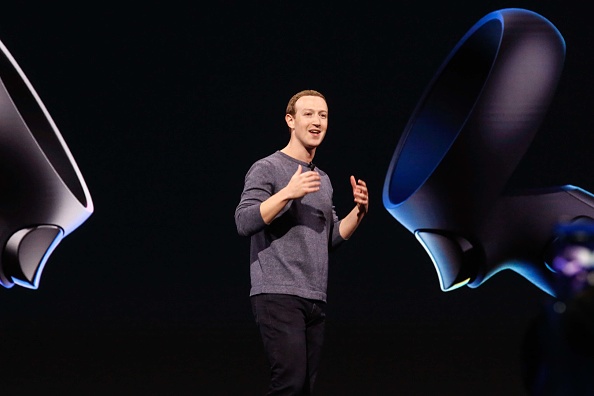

{"left": 286, "top": 95, "right": 328, "bottom": 150}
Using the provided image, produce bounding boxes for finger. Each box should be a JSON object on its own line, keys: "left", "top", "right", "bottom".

{"left": 354, "top": 194, "right": 368, "bottom": 203}
{"left": 294, "top": 165, "right": 302, "bottom": 175}
{"left": 350, "top": 175, "right": 357, "bottom": 190}
{"left": 355, "top": 198, "right": 369, "bottom": 207}
{"left": 304, "top": 180, "right": 321, "bottom": 188}
{"left": 354, "top": 189, "right": 368, "bottom": 199}
{"left": 357, "top": 179, "right": 367, "bottom": 187}
{"left": 304, "top": 184, "right": 321, "bottom": 193}
{"left": 302, "top": 172, "right": 321, "bottom": 180}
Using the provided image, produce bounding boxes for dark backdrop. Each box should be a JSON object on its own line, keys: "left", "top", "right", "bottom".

{"left": 0, "top": 1, "right": 591, "bottom": 395}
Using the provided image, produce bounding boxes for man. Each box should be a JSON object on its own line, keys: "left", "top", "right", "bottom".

{"left": 235, "top": 89, "right": 368, "bottom": 395}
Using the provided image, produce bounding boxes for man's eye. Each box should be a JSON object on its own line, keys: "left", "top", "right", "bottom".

{"left": 320, "top": 114, "right": 327, "bottom": 119}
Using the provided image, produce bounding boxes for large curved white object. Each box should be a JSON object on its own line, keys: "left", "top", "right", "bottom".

{"left": 0, "top": 38, "right": 93, "bottom": 289}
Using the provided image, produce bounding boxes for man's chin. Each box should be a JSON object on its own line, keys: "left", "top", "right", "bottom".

{"left": 307, "top": 139, "right": 325, "bottom": 149}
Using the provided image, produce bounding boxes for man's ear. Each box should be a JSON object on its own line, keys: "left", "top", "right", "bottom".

{"left": 285, "top": 113, "right": 295, "bottom": 129}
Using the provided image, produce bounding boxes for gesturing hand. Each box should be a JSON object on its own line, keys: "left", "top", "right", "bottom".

{"left": 285, "top": 165, "right": 321, "bottom": 199}
{"left": 350, "top": 176, "right": 369, "bottom": 214}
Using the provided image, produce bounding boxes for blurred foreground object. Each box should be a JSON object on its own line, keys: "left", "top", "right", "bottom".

{"left": 522, "top": 221, "right": 594, "bottom": 395}
{"left": 0, "top": 38, "right": 93, "bottom": 289}
{"left": 383, "top": 8, "right": 594, "bottom": 296}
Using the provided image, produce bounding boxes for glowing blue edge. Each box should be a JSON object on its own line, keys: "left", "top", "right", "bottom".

{"left": 382, "top": 10, "right": 506, "bottom": 212}
{"left": 12, "top": 227, "right": 64, "bottom": 290}
{"left": 414, "top": 231, "right": 470, "bottom": 292}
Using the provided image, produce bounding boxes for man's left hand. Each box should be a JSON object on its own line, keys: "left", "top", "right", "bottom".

{"left": 350, "top": 176, "right": 369, "bottom": 215}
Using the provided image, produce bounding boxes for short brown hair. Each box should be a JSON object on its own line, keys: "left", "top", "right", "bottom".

{"left": 285, "top": 90, "right": 326, "bottom": 116}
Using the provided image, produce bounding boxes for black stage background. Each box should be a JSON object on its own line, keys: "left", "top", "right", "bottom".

{"left": 0, "top": 1, "right": 592, "bottom": 394}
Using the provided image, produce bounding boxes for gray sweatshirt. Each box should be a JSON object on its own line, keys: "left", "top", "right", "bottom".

{"left": 235, "top": 151, "right": 344, "bottom": 302}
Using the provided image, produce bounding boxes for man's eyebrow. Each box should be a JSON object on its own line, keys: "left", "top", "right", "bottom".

{"left": 301, "top": 108, "right": 328, "bottom": 113}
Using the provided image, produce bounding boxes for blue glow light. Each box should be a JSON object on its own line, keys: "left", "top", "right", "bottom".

{"left": 12, "top": 228, "right": 64, "bottom": 290}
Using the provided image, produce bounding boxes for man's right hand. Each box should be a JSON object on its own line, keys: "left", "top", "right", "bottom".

{"left": 284, "top": 165, "right": 321, "bottom": 199}
{"left": 259, "top": 165, "right": 321, "bottom": 224}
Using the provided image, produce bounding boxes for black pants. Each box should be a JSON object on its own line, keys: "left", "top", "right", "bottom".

{"left": 251, "top": 293, "right": 326, "bottom": 395}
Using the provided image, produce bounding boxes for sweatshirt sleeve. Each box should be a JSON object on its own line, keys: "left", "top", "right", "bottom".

{"left": 328, "top": 177, "right": 346, "bottom": 249}
{"left": 329, "top": 205, "right": 345, "bottom": 249}
{"left": 235, "top": 160, "right": 273, "bottom": 237}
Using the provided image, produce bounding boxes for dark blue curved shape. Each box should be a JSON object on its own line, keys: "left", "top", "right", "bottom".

{"left": 382, "top": 8, "right": 594, "bottom": 296}
{"left": 387, "top": 14, "right": 503, "bottom": 206}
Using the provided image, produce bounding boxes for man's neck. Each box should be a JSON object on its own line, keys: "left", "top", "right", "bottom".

{"left": 280, "top": 144, "right": 316, "bottom": 164}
